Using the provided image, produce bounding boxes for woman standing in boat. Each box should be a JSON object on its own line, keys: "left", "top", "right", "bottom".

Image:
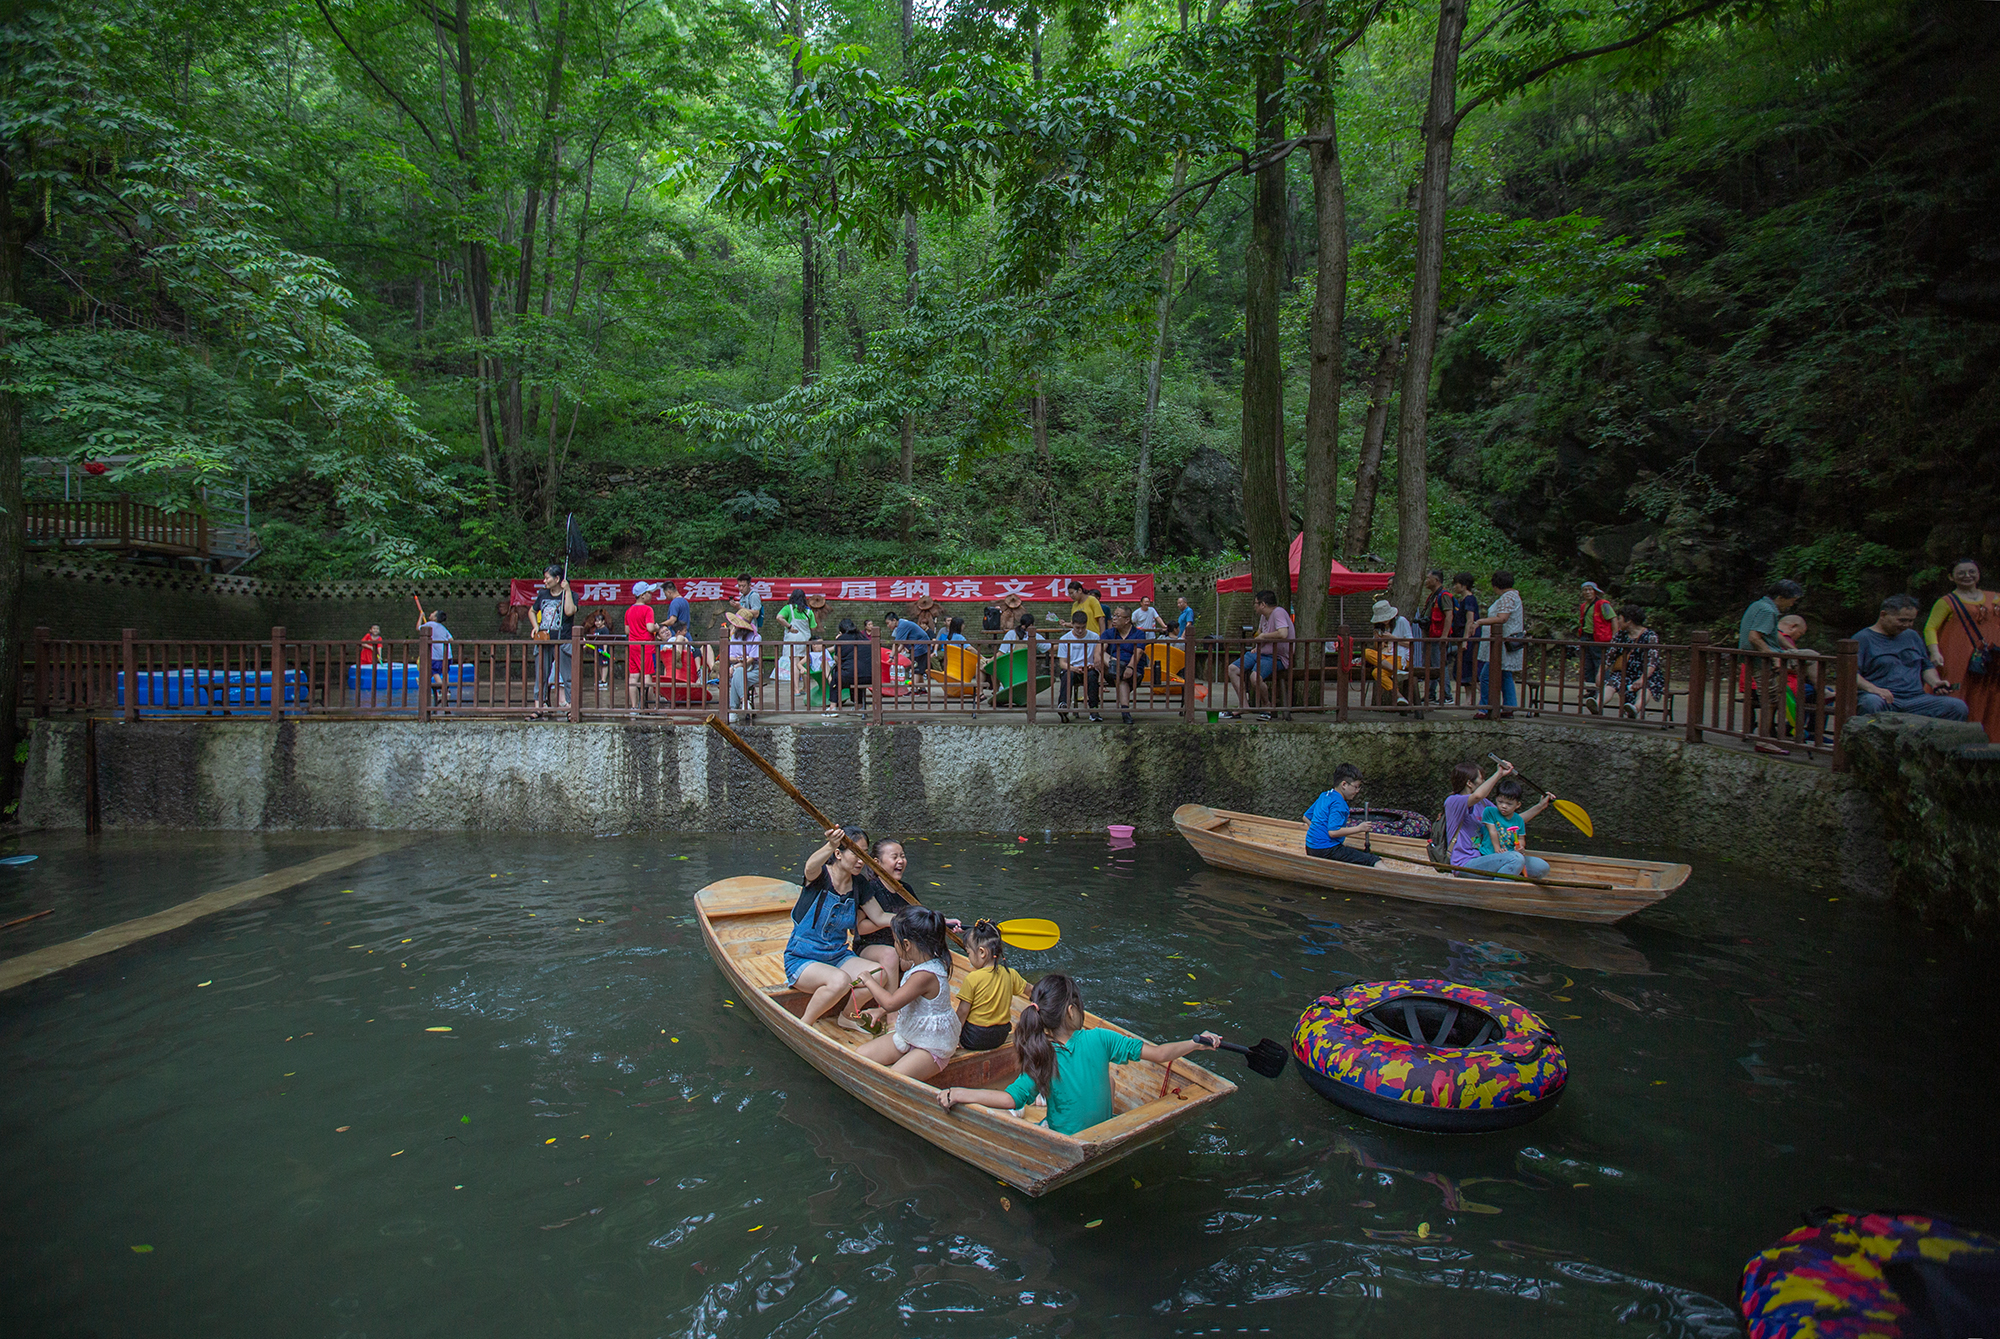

{"left": 787, "top": 826, "right": 885, "bottom": 1028}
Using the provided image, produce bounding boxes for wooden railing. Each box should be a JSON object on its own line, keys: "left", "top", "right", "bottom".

{"left": 25, "top": 500, "right": 209, "bottom": 555}
{"left": 23, "top": 622, "right": 1864, "bottom": 768}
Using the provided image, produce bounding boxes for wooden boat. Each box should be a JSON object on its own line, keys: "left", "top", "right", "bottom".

{"left": 1173, "top": 804, "right": 1689, "bottom": 923}
{"left": 695, "top": 874, "right": 1237, "bottom": 1195}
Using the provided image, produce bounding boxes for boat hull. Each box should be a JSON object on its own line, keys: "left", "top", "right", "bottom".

{"left": 1173, "top": 804, "right": 1687, "bottom": 923}
{"left": 695, "top": 875, "right": 1236, "bottom": 1195}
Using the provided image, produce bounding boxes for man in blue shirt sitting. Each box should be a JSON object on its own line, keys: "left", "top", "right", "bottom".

{"left": 1097, "top": 606, "right": 1148, "bottom": 725}
{"left": 1303, "top": 763, "right": 1383, "bottom": 867}
{"left": 1854, "top": 594, "right": 1969, "bottom": 721}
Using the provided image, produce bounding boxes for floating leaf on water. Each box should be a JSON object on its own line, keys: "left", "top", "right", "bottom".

{"left": 391, "top": 1150, "right": 404, "bottom": 1157}
{"left": 460, "top": 1116, "right": 470, "bottom": 1123}
{"left": 335, "top": 1126, "right": 350, "bottom": 1133}
{"left": 546, "top": 1138, "right": 558, "bottom": 1145}
{"left": 454, "top": 1185, "right": 463, "bottom": 1190}
{"left": 1000, "top": 1197, "right": 1011, "bottom": 1211}
{"left": 131, "top": 1245, "right": 153, "bottom": 1253}
{"left": 723, "top": 1001, "right": 734, "bottom": 1007}
{"left": 670, "top": 1037, "right": 679, "bottom": 1043}
{"left": 1131, "top": 1178, "right": 1141, "bottom": 1189}
{"left": 1417, "top": 1222, "right": 1430, "bottom": 1239}
{"left": 1085, "top": 1219, "right": 1103, "bottom": 1229}
{"left": 425, "top": 1027, "right": 452, "bottom": 1033}
{"left": 197, "top": 981, "right": 211, "bottom": 988}
{"left": 748, "top": 1225, "right": 762, "bottom": 1232}
{"left": 1187, "top": 973, "right": 1196, "bottom": 980}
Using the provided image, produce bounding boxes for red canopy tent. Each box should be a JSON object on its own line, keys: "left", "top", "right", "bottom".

{"left": 1214, "top": 535, "right": 1392, "bottom": 595}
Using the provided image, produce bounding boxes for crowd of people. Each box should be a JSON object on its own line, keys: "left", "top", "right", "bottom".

{"left": 392, "top": 558, "right": 1996, "bottom": 743}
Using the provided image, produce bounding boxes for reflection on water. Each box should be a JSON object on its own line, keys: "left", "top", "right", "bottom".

{"left": 0, "top": 830, "right": 1990, "bottom": 1338}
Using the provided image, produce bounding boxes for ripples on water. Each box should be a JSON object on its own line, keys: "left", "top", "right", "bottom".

{"left": 0, "top": 831, "right": 1989, "bottom": 1337}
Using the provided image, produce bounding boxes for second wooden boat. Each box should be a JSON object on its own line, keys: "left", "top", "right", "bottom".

{"left": 696, "top": 874, "right": 1237, "bottom": 1195}
{"left": 1173, "top": 804, "right": 1688, "bottom": 923}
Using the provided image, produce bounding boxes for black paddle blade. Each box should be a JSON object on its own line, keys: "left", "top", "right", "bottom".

{"left": 1243, "top": 1038, "right": 1288, "bottom": 1078}
{"left": 1204, "top": 1036, "right": 1290, "bottom": 1079}
{"left": 564, "top": 513, "right": 589, "bottom": 569}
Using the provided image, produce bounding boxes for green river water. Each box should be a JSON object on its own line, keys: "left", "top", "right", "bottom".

{"left": 0, "top": 830, "right": 1990, "bottom": 1337}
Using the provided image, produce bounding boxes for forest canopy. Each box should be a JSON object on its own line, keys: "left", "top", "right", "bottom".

{"left": 2, "top": 0, "right": 1994, "bottom": 637}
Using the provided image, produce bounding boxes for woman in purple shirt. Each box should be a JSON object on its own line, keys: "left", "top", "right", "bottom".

{"left": 1440, "top": 758, "right": 1525, "bottom": 877}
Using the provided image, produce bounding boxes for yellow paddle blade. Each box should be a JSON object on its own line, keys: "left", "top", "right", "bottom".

{"left": 1552, "top": 798, "right": 1594, "bottom": 838}
{"left": 997, "top": 918, "right": 1060, "bottom": 951}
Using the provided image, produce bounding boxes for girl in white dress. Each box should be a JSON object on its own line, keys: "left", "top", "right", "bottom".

{"left": 851, "top": 906, "right": 959, "bottom": 1079}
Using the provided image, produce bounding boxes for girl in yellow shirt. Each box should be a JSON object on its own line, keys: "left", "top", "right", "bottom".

{"left": 955, "top": 921, "right": 1032, "bottom": 1051}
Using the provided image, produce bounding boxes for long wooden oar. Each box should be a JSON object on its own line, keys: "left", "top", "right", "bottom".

{"left": 1488, "top": 753, "right": 1594, "bottom": 837}
{"left": 705, "top": 717, "right": 1060, "bottom": 951}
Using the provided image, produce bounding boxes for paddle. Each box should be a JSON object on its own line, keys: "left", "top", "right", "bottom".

{"left": 1201, "top": 1035, "right": 1289, "bottom": 1079}
{"left": 1487, "top": 753, "right": 1594, "bottom": 837}
{"left": 705, "top": 716, "right": 1061, "bottom": 952}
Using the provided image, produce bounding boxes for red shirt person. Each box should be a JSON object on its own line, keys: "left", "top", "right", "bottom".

{"left": 1578, "top": 582, "right": 1616, "bottom": 697}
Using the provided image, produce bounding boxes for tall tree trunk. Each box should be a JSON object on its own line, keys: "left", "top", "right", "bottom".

{"left": 801, "top": 219, "right": 820, "bottom": 385}
{"left": 791, "top": 6, "right": 818, "bottom": 386}
{"left": 896, "top": 0, "right": 919, "bottom": 541}
{"left": 1388, "top": 0, "right": 1467, "bottom": 617}
{"left": 898, "top": 208, "right": 918, "bottom": 540}
{"left": 1240, "top": 42, "right": 1290, "bottom": 602}
{"left": 1027, "top": 18, "right": 1048, "bottom": 470}
{"left": 1136, "top": 0, "right": 1194, "bottom": 561}
{"left": 1344, "top": 339, "right": 1400, "bottom": 555}
{"left": 0, "top": 198, "right": 35, "bottom": 809}
{"left": 448, "top": 0, "right": 501, "bottom": 482}
{"left": 1296, "top": 106, "right": 1346, "bottom": 643}
{"left": 1134, "top": 151, "right": 1185, "bottom": 560}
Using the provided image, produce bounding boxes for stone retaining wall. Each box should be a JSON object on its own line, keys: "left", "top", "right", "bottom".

{"left": 1838, "top": 715, "right": 1999, "bottom": 936}
{"left": 22, "top": 717, "right": 1886, "bottom": 894}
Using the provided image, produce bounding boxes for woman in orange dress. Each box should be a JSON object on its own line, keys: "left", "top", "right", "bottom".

{"left": 1925, "top": 557, "right": 1999, "bottom": 740}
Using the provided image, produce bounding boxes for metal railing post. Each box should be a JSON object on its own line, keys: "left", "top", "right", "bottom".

{"left": 121, "top": 627, "right": 138, "bottom": 724}
{"left": 1335, "top": 625, "right": 1351, "bottom": 723}
{"left": 1182, "top": 627, "right": 1198, "bottom": 723}
{"left": 418, "top": 628, "right": 432, "bottom": 723}
{"left": 568, "top": 625, "right": 583, "bottom": 723}
{"left": 269, "top": 626, "right": 286, "bottom": 720}
{"left": 1685, "top": 630, "right": 1709, "bottom": 744}
{"left": 33, "top": 626, "right": 49, "bottom": 717}
{"left": 869, "top": 637, "right": 884, "bottom": 725}
{"left": 1832, "top": 638, "right": 1858, "bottom": 771}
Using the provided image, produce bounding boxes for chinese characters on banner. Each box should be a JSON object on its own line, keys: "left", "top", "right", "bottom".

{"left": 508, "top": 575, "right": 1156, "bottom": 607}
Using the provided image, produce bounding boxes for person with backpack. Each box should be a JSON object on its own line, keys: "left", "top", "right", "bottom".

{"left": 1418, "top": 570, "right": 1452, "bottom": 704}
{"left": 1430, "top": 758, "right": 1519, "bottom": 876}
{"left": 1577, "top": 582, "right": 1617, "bottom": 706}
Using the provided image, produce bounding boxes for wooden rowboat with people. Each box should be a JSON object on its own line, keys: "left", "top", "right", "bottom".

{"left": 1172, "top": 804, "right": 1688, "bottom": 924}
{"left": 695, "top": 874, "right": 1238, "bottom": 1196}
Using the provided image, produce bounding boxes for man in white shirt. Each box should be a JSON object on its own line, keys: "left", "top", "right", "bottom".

{"left": 1055, "top": 611, "right": 1101, "bottom": 722}
{"left": 1130, "top": 596, "right": 1164, "bottom": 637}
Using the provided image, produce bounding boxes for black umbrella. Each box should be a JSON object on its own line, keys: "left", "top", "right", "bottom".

{"left": 563, "top": 512, "right": 588, "bottom": 580}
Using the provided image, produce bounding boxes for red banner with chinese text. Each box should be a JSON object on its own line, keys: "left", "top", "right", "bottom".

{"left": 508, "top": 574, "right": 1157, "bottom": 607}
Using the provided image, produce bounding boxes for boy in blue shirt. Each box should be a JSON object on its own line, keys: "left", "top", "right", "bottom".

{"left": 1302, "top": 763, "right": 1382, "bottom": 866}
{"left": 1475, "top": 777, "right": 1553, "bottom": 879}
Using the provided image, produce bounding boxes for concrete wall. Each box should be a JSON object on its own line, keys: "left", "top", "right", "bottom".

{"left": 22, "top": 717, "right": 1887, "bottom": 893}
{"left": 1840, "top": 715, "right": 1999, "bottom": 935}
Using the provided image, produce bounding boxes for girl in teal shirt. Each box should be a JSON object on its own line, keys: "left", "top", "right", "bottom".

{"left": 935, "top": 974, "right": 1220, "bottom": 1136}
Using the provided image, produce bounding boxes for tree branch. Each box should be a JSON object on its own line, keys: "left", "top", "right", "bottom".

{"left": 312, "top": 0, "right": 445, "bottom": 153}
{"left": 1462, "top": 0, "right": 1536, "bottom": 54}
{"left": 1450, "top": 0, "right": 1732, "bottom": 128}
